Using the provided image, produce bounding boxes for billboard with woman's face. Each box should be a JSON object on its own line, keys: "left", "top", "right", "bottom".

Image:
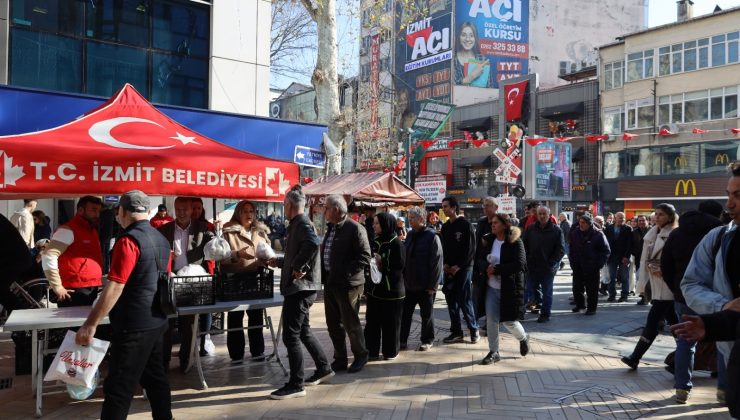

{"left": 454, "top": 0, "right": 529, "bottom": 91}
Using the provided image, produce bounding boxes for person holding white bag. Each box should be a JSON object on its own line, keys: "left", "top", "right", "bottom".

{"left": 76, "top": 190, "right": 172, "bottom": 420}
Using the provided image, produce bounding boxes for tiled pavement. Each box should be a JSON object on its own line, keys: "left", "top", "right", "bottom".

{"left": 0, "top": 268, "right": 732, "bottom": 419}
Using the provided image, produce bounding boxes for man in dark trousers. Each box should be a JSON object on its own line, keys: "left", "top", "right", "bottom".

{"left": 440, "top": 196, "right": 479, "bottom": 344}
{"left": 269, "top": 185, "right": 333, "bottom": 399}
{"left": 631, "top": 215, "right": 650, "bottom": 304}
{"left": 474, "top": 197, "right": 498, "bottom": 323}
{"left": 321, "top": 194, "right": 371, "bottom": 373}
{"left": 523, "top": 206, "right": 565, "bottom": 323}
{"left": 604, "top": 212, "right": 633, "bottom": 302}
{"left": 662, "top": 200, "right": 723, "bottom": 403}
{"left": 158, "top": 196, "right": 215, "bottom": 372}
{"left": 0, "top": 213, "right": 32, "bottom": 313}
{"left": 76, "top": 190, "right": 172, "bottom": 420}
{"left": 569, "top": 214, "right": 610, "bottom": 315}
{"left": 400, "top": 206, "right": 443, "bottom": 351}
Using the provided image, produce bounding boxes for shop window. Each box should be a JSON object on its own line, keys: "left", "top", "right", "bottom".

{"left": 11, "top": 0, "right": 84, "bottom": 36}
{"left": 632, "top": 148, "right": 661, "bottom": 176}
{"left": 702, "top": 141, "right": 738, "bottom": 173}
{"left": 426, "top": 156, "right": 448, "bottom": 175}
{"left": 10, "top": 28, "right": 83, "bottom": 93}
{"left": 152, "top": 53, "right": 207, "bottom": 108}
{"left": 86, "top": 41, "right": 148, "bottom": 98}
{"left": 153, "top": 1, "right": 210, "bottom": 58}
{"left": 86, "top": 0, "right": 150, "bottom": 47}
{"left": 603, "top": 152, "right": 623, "bottom": 179}
{"left": 662, "top": 144, "right": 699, "bottom": 175}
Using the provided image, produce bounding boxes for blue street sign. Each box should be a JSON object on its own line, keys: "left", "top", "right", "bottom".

{"left": 293, "top": 145, "right": 326, "bottom": 168}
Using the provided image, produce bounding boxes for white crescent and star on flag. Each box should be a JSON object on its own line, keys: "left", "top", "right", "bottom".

{"left": 88, "top": 117, "right": 200, "bottom": 150}
{"left": 507, "top": 87, "right": 520, "bottom": 106}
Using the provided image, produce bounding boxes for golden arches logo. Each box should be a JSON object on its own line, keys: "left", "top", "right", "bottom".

{"left": 715, "top": 153, "right": 729, "bottom": 165}
{"left": 674, "top": 179, "right": 697, "bottom": 196}
{"left": 674, "top": 156, "right": 688, "bottom": 167}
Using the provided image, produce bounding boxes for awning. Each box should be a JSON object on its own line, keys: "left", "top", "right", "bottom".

{"left": 540, "top": 103, "right": 584, "bottom": 119}
{"left": 456, "top": 117, "right": 492, "bottom": 131}
{"left": 0, "top": 84, "right": 299, "bottom": 201}
{"left": 457, "top": 156, "right": 492, "bottom": 168}
{"left": 303, "top": 172, "right": 425, "bottom": 207}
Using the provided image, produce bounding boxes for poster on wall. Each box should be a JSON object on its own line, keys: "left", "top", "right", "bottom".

{"left": 530, "top": 140, "right": 572, "bottom": 201}
{"left": 414, "top": 174, "right": 447, "bottom": 204}
{"left": 395, "top": 2, "right": 453, "bottom": 132}
{"left": 454, "top": 0, "right": 529, "bottom": 90}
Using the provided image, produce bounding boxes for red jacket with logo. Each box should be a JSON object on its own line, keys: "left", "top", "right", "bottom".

{"left": 58, "top": 214, "right": 103, "bottom": 289}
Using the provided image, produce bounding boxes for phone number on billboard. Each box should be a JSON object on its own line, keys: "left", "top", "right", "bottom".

{"left": 480, "top": 40, "right": 528, "bottom": 58}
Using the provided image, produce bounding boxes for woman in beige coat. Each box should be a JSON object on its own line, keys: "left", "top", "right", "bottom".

{"left": 221, "top": 200, "right": 271, "bottom": 362}
{"left": 622, "top": 203, "right": 680, "bottom": 374}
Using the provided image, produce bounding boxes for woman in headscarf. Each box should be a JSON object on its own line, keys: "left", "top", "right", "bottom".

{"left": 364, "top": 212, "right": 405, "bottom": 361}
{"left": 475, "top": 213, "right": 529, "bottom": 365}
{"left": 220, "top": 200, "right": 271, "bottom": 362}
{"left": 621, "top": 203, "right": 680, "bottom": 393}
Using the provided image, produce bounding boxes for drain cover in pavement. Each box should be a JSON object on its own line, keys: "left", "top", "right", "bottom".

{"left": 554, "top": 385, "right": 654, "bottom": 419}
{"left": 0, "top": 377, "right": 12, "bottom": 390}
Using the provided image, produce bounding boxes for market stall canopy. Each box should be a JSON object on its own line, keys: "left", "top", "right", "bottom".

{"left": 0, "top": 84, "right": 298, "bottom": 201}
{"left": 303, "top": 172, "right": 425, "bottom": 207}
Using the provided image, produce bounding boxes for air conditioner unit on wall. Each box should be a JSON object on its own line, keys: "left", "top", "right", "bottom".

{"left": 659, "top": 123, "right": 680, "bottom": 135}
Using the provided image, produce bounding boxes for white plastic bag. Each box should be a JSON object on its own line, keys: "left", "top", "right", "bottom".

{"left": 44, "top": 330, "right": 110, "bottom": 388}
{"left": 66, "top": 369, "right": 99, "bottom": 400}
{"left": 176, "top": 264, "right": 208, "bottom": 277}
{"left": 369, "top": 255, "right": 382, "bottom": 285}
{"left": 255, "top": 241, "right": 276, "bottom": 260}
{"left": 204, "top": 229, "right": 231, "bottom": 261}
{"left": 203, "top": 334, "right": 216, "bottom": 355}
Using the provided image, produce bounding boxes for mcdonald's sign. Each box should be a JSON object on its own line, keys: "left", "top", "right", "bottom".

{"left": 715, "top": 153, "right": 730, "bottom": 165}
{"left": 675, "top": 179, "right": 697, "bottom": 196}
{"left": 674, "top": 155, "right": 688, "bottom": 167}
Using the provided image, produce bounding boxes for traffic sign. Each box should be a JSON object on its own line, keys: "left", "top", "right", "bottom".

{"left": 293, "top": 145, "right": 326, "bottom": 168}
{"left": 493, "top": 148, "right": 521, "bottom": 184}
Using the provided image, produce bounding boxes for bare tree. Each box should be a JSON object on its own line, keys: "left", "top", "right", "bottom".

{"left": 271, "top": 0, "right": 317, "bottom": 81}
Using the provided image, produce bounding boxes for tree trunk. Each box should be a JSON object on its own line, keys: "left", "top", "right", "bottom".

{"left": 302, "top": 0, "right": 346, "bottom": 175}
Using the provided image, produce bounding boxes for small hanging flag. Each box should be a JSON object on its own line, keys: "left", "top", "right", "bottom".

{"left": 731, "top": 128, "right": 740, "bottom": 134}
{"left": 472, "top": 139, "right": 488, "bottom": 148}
{"left": 659, "top": 128, "right": 674, "bottom": 136}
{"left": 525, "top": 137, "right": 547, "bottom": 146}
{"left": 448, "top": 139, "right": 463, "bottom": 148}
{"left": 623, "top": 133, "right": 639, "bottom": 141}
{"left": 554, "top": 137, "right": 575, "bottom": 142}
{"left": 586, "top": 134, "right": 610, "bottom": 142}
{"left": 692, "top": 128, "right": 708, "bottom": 134}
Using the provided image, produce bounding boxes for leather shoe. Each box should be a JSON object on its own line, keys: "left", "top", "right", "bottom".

{"left": 331, "top": 360, "right": 348, "bottom": 372}
{"left": 348, "top": 356, "right": 368, "bottom": 373}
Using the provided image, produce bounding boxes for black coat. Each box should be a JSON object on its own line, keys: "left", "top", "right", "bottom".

{"left": 700, "top": 310, "right": 740, "bottom": 419}
{"left": 631, "top": 227, "right": 649, "bottom": 267}
{"left": 321, "top": 217, "right": 372, "bottom": 288}
{"left": 569, "top": 226, "right": 610, "bottom": 273}
{"left": 474, "top": 227, "right": 526, "bottom": 322}
{"left": 279, "top": 213, "right": 321, "bottom": 296}
{"left": 0, "top": 214, "right": 32, "bottom": 312}
{"left": 604, "top": 223, "right": 633, "bottom": 263}
{"left": 522, "top": 220, "right": 565, "bottom": 276}
{"left": 661, "top": 210, "right": 722, "bottom": 304}
{"left": 559, "top": 220, "right": 571, "bottom": 245}
{"left": 366, "top": 236, "right": 405, "bottom": 299}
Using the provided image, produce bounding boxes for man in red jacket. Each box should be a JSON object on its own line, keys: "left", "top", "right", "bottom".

{"left": 42, "top": 196, "right": 104, "bottom": 307}
{"left": 150, "top": 204, "right": 174, "bottom": 229}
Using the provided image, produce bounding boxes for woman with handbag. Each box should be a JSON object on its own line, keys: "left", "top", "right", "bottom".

{"left": 364, "top": 212, "right": 405, "bottom": 361}
{"left": 621, "top": 205, "right": 680, "bottom": 382}
{"left": 220, "top": 200, "right": 270, "bottom": 363}
{"left": 475, "top": 213, "right": 530, "bottom": 365}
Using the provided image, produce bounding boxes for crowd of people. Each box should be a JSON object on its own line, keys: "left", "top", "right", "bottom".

{"left": 1, "top": 163, "right": 739, "bottom": 418}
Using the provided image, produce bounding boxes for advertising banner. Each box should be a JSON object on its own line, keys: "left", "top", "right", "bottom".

{"left": 454, "top": 0, "right": 529, "bottom": 89}
{"left": 531, "top": 140, "right": 571, "bottom": 201}
{"left": 370, "top": 33, "right": 380, "bottom": 129}
{"left": 395, "top": 3, "right": 453, "bottom": 132}
{"left": 414, "top": 174, "right": 447, "bottom": 204}
{"left": 497, "top": 195, "right": 516, "bottom": 214}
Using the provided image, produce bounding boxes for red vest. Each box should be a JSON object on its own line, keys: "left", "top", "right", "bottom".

{"left": 58, "top": 214, "right": 103, "bottom": 289}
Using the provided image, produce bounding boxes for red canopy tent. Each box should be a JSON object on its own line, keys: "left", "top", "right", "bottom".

{"left": 0, "top": 84, "right": 298, "bottom": 201}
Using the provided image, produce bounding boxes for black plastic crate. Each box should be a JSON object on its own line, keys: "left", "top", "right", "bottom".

{"left": 173, "top": 275, "right": 215, "bottom": 307}
{"left": 217, "top": 268, "right": 273, "bottom": 301}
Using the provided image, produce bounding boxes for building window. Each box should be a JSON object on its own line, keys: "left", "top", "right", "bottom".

{"left": 728, "top": 31, "right": 740, "bottom": 64}
{"left": 658, "top": 46, "right": 670, "bottom": 76}
{"left": 698, "top": 37, "right": 710, "bottom": 68}
{"left": 603, "top": 106, "right": 622, "bottom": 134}
{"left": 625, "top": 98, "right": 654, "bottom": 129}
{"left": 684, "top": 90, "right": 708, "bottom": 123}
{"left": 626, "top": 50, "right": 653, "bottom": 82}
{"left": 656, "top": 31, "right": 738, "bottom": 76}
{"left": 604, "top": 61, "right": 623, "bottom": 90}
{"left": 9, "top": 0, "right": 210, "bottom": 109}
{"left": 603, "top": 152, "right": 623, "bottom": 179}
{"left": 702, "top": 141, "right": 738, "bottom": 173}
{"left": 427, "top": 156, "right": 448, "bottom": 175}
{"left": 683, "top": 40, "right": 697, "bottom": 72}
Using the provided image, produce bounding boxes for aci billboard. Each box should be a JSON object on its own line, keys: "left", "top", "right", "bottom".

{"left": 454, "top": 0, "right": 529, "bottom": 90}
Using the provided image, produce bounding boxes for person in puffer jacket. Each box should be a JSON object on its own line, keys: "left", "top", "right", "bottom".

{"left": 364, "top": 212, "right": 406, "bottom": 361}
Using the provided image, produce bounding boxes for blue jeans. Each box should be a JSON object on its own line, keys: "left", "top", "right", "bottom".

{"left": 607, "top": 260, "right": 629, "bottom": 298}
{"left": 444, "top": 270, "right": 479, "bottom": 336}
{"left": 528, "top": 273, "right": 555, "bottom": 317}
{"left": 674, "top": 302, "right": 696, "bottom": 391}
{"left": 485, "top": 286, "right": 526, "bottom": 353}
{"left": 525, "top": 275, "right": 542, "bottom": 307}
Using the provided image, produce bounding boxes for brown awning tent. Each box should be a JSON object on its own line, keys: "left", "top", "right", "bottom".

{"left": 303, "top": 172, "right": 424, "bottom": 208}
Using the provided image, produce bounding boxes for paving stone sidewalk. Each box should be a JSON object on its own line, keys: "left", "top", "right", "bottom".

{"left": 0, "top": 267, "right": 731, "bottom": 419}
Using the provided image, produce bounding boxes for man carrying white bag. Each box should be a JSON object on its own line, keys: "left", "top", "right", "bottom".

{"left": 75, "top": 190, "right": 173, "bottom": 420}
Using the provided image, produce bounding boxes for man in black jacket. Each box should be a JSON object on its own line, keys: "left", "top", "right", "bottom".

{"left": 0, "top": 213, "right": 32, "bottom": 313}
{"left": 321, "top": 195, "right": 371, "bottom": 373}
{"left": 661, "top": 200, "right": 723, "bottom": 401}
{"left": 604, "top": 212, "right": 633, "bottom": 302}
{"left": 400, "top": 206, "right": 443, "bottom": 351}
{"left": 269, "top": 185, "right": 332, "bottom": 399}
{"left": 523, "top": 206, "right": 565, "bottom": 322}
{"left": 569, "top": 214, "right": 611, "bottom": 315}
{"left": 158, "top": 196, "right": 215, "bottom": 372}
{"left": 440, "top": 196, "right": 479, "bottom": 343}
{"left": 474, "top": 197, "right": 498, "bottom": 322}
{"left": 632, "top": 215, "right": 650, "bottom": 304}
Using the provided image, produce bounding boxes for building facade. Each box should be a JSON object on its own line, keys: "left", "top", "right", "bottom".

{"left": 598, "top": 5, "right": 740, "bottom": 216}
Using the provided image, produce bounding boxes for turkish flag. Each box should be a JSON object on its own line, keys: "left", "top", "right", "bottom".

{"left": 586, "top": 134, "right": 610, "bottom": 142}
{"left": 504, "top": 80, "right": 528, "bottom": 122}
{"left": 623, "top": 133, "right": 639, "bottom": 141}
{"left": 731, "top": 128, "right": 740, "bottom": 134}
{"left": 525, "top": 137, "right": 547, "bottom": 147}
{"left": 692, "top": 128, "right": 708, "bottom": 134}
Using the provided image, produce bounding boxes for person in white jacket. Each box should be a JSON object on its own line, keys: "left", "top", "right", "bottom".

{"left": 621, "top": 204, "right": 680, "bottom": 376}
{"left": 10, "top": 199, "right": 36, "bottom": 249}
